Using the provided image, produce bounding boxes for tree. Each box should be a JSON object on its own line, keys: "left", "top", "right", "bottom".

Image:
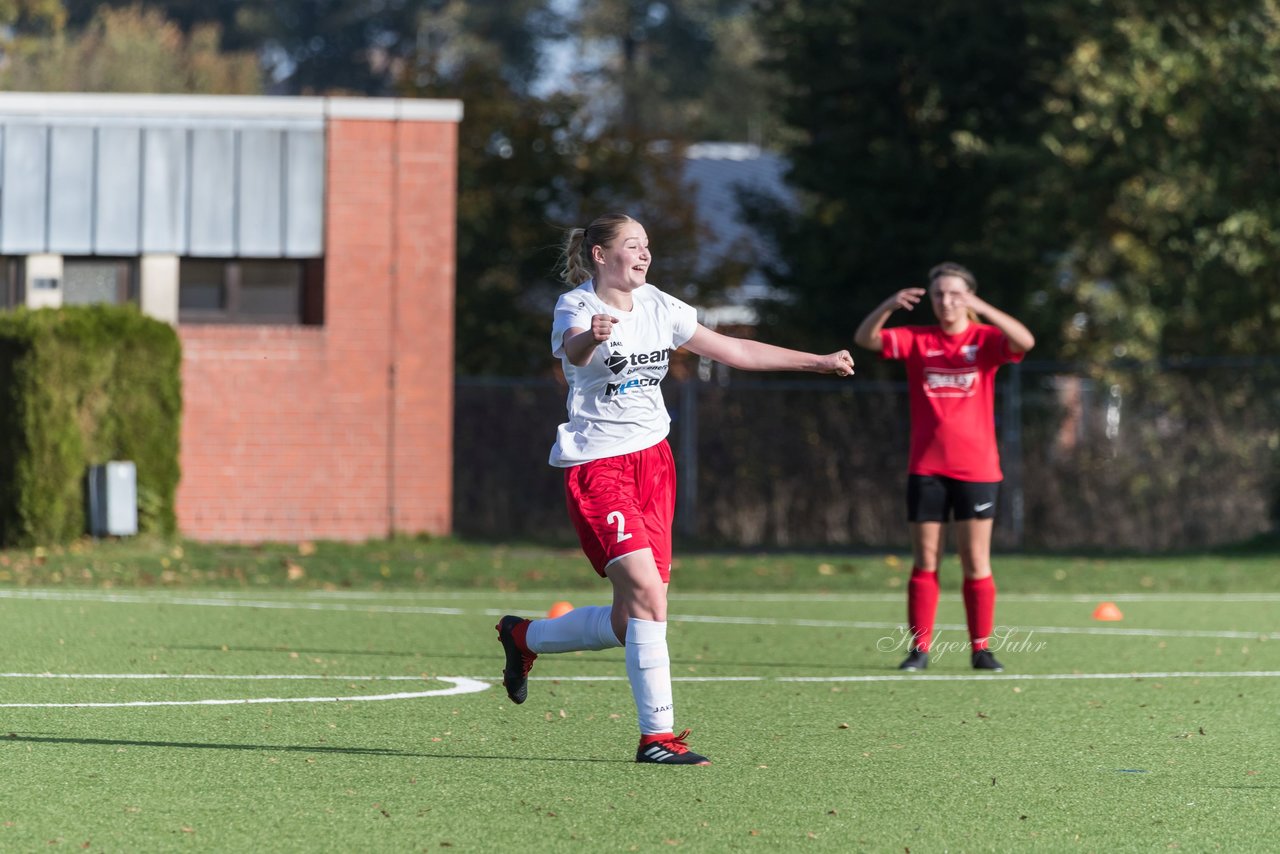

{"left": 564, "top": 0, "right": 786, "bottom": 145}
{"left": 1, "top": 3, "right": 260, "bottom": 93}
{"left": 0, "top": 0, "right": 64, "bottom": 32}
{"left": 0, "top": 0, "right": 68, "bottom": 68}
{"left": 62, "top": 0, "right": 568, "bottom": 96}
{"left": 1035, "top": 0, "right": 1280, "bottom": 362}
{"left": 747, "top": 1, "right": 1083, "bottom": 354}
{"left": 404, "top": 1, "right": 702, "bottom": 376}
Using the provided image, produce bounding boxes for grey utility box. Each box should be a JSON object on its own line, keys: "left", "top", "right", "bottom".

{"left": 87, "top": 461, "right": 139, "bottom": 537}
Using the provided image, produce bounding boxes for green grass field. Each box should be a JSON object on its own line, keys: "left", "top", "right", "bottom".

{"left": 1, "top": 539, "right": 1277, "bottom": 851}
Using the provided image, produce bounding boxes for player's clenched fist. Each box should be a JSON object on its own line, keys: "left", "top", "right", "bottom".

{"left": 823, "top": 349, "right": 855, "bottom": 377}
{"left": 590, "top": 314, "right": 619, "bottom": 342}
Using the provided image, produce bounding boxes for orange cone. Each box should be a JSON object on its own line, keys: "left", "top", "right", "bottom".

{"left": 547, "top": 600, "right": 575, "bottom": 619}
{"left": 1092, "top": 601, "right": 1123, "bottom": 621}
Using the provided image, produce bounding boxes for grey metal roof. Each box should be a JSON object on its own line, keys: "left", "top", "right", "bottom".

{"left": 0, "top": 93, "right": 462, "bottom": 259}
{"left": 682, "top": 142, "right": 793, "bottom": 314}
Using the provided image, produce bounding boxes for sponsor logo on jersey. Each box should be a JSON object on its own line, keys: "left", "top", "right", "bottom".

{"left": 923, "top": 368, "right": 978, "bottom": 397}
{"left": 606, "top": 376, "right": 661, "bottom": 396}
{"left": 603, "top": 347, "right": 674, "bottom": 397}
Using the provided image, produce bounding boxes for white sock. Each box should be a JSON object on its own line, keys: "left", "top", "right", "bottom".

{"left": 626, "top": 617, "right": 674, "bottom": 736}
{"left": 525, "top": 605, "right": 621, "bottom": 654}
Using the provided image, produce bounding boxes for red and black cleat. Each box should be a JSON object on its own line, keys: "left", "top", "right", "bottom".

{"left": 635, "top": 729, "right": 711, "bottom": 765}
{"left": 495, "top": 615, "right": 537, "bottom": 704}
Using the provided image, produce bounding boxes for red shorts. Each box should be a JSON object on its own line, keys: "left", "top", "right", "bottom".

{"left": 564, "top": 440, "right": 676, "bottom": 582}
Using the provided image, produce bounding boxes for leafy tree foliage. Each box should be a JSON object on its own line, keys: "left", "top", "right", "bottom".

{"left": 0, "top": 0, "right": 68, "bottom": 71}
{"left": 1035, "top": 0, "right": 1280, "bottom": 361}
{"left": 567, "top": 0, "right": 786, "bottom": 145}
{"left": 60, "top": 0, "right": 564, "bottom": 96}
{"left": 405, "top": 1, "right": 701, "bottom": 376}
{"left": 751, "top": 0, "right": 1280, "bottom": 363}
{"left": 748, "top": 0, "right": 1077, "bottom": 356}
{"left": 1, "top": 3, "right": 260, "bottom": 93}
{"left": 0, "top": 0, "right": 64, "bottom": 33}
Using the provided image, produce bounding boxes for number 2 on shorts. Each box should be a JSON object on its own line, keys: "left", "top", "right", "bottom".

{"left": 606, "top": 510, "right": 633, "bottom": 543}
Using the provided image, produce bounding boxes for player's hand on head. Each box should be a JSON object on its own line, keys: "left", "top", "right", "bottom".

{"left": 824, "top": 350, "right": 855, "bottom": 377}
{"left": 955, "top": 290, "right": 988, "bottom": 313}
{"left": 590, "top": 314, "right": 619, "bottom": 342}
{"left": 893, "top": 288, "right": 926, "bottom": 311}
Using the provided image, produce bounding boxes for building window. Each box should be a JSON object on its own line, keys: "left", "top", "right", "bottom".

{"left": 62, "top": 258, "right": 138, "bottom": 306}
{"left": 178, "top": 259, "right": 323, "bottom": 325}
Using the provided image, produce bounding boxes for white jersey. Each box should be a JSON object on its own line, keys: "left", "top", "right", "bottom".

{"left": 549, "top": 281, "right": 699, "bottom": 467}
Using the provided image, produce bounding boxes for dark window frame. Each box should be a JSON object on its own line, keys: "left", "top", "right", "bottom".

{"left": 179, "top": 258, "right": 325, "bottom": 326}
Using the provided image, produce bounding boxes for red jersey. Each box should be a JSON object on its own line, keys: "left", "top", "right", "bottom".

{"left": 881, "top": 323, "right": 1024, "bottom": 481}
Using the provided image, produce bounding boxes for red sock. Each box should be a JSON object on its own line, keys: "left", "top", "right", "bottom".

{"left": 513, "top": 619, "right": 532, "bottom": 653}
{"left": 962, "top": 575, "right": 996, "bottom": 651}
{"left": 907, "top": 568, "right": 940, "bottom": 652}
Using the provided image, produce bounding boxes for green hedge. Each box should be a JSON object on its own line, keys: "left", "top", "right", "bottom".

{"left": 0, "top": 306, "right": 182, "bottom": 546}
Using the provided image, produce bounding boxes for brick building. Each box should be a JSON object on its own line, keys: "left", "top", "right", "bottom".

{"left": 0, "top": 93, "right": 462, "bottom": 542}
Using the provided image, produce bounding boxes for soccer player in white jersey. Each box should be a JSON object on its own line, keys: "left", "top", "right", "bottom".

{"left": 496, "top": 212, "right": 855, "bottom": 764}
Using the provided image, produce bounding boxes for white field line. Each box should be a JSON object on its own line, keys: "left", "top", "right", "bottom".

{"left": 3, "top": 670, "right": 1277, "bottom": 709}
{"left": 664, "top": 614, "right": 1280, "bottom": 641}
{"left": 501, "top": 670, "right": 1280, "bottom": 685}
{"left": 0, "top": 588, "right": 465, "bottom": 615}
{"left": 302, "top": 590, "right": 1280, "bottom": 604}
{"left": 7, "top": 588, "right": 1280, "bottom": 606}
{"left": 1, "top": 673, "right": 438, "bottom": 681}
{"left": 0, "top": 676, "right": 491, "bottom": 708}
{"left": 1, "top": 588, "right": 1275, "bottom": 641}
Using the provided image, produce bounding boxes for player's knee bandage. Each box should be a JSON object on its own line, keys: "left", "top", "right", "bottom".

{"left": 627, "top": 617, "right": 669, "bottom": 667}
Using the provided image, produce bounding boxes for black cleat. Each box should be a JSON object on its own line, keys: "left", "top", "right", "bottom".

{"left": 971, "top": 649, "right": 1004, "bottom": 672}
{"left": 496, "top": 616, "right": 537, "bottom": 704}
{"left": 636, "top": 729, "right": 711, "bottom": 765}
{"left": 898, "top": 648, "right": 930, "bottom": 671}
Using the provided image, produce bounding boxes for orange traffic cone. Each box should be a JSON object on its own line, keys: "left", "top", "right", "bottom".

{"left": 1092, "top": 601, "right": 1124, "bottom": 621}
{"left": 547, "top": 600, "right": 575, "bottom": 619}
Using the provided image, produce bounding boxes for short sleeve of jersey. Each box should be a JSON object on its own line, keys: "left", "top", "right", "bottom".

{"left": 551, "top": 287, "right": 596, "bottom": 358}
{"left": 979, "top": 325, "right": 1026, "bottom": 366}
{"left": 661, "top": 291, "right": 699, "bottom": 348}
{"left": 880, "top": 326, "right": 917, "bottom": 361}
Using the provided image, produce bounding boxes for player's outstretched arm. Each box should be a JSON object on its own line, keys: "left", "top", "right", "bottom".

{"left": 682, "top": 325, "right": 854, "bottom": 376}
{"left": 854, "top": 288, "right": 925, "bottom": 351}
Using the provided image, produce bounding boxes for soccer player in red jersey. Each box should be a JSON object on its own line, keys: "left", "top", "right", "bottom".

{"left": 497, "top": 212, "right": 854, "bottom": 764}
{"left": 854, "top": 263, "right": 1035, "bottom": 671}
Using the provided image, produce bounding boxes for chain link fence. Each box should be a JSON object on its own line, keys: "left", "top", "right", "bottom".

{"left": 454, "top": 359, "right": 1280, "bottom": 552}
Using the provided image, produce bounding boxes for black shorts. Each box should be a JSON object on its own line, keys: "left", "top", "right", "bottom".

{"left": 907, "top": 474, "right": 1000, "bottom": 523}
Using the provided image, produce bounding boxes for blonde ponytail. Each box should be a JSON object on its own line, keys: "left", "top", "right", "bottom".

{"left": 559, "top": 228, "right": 592, "bottom": 286}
